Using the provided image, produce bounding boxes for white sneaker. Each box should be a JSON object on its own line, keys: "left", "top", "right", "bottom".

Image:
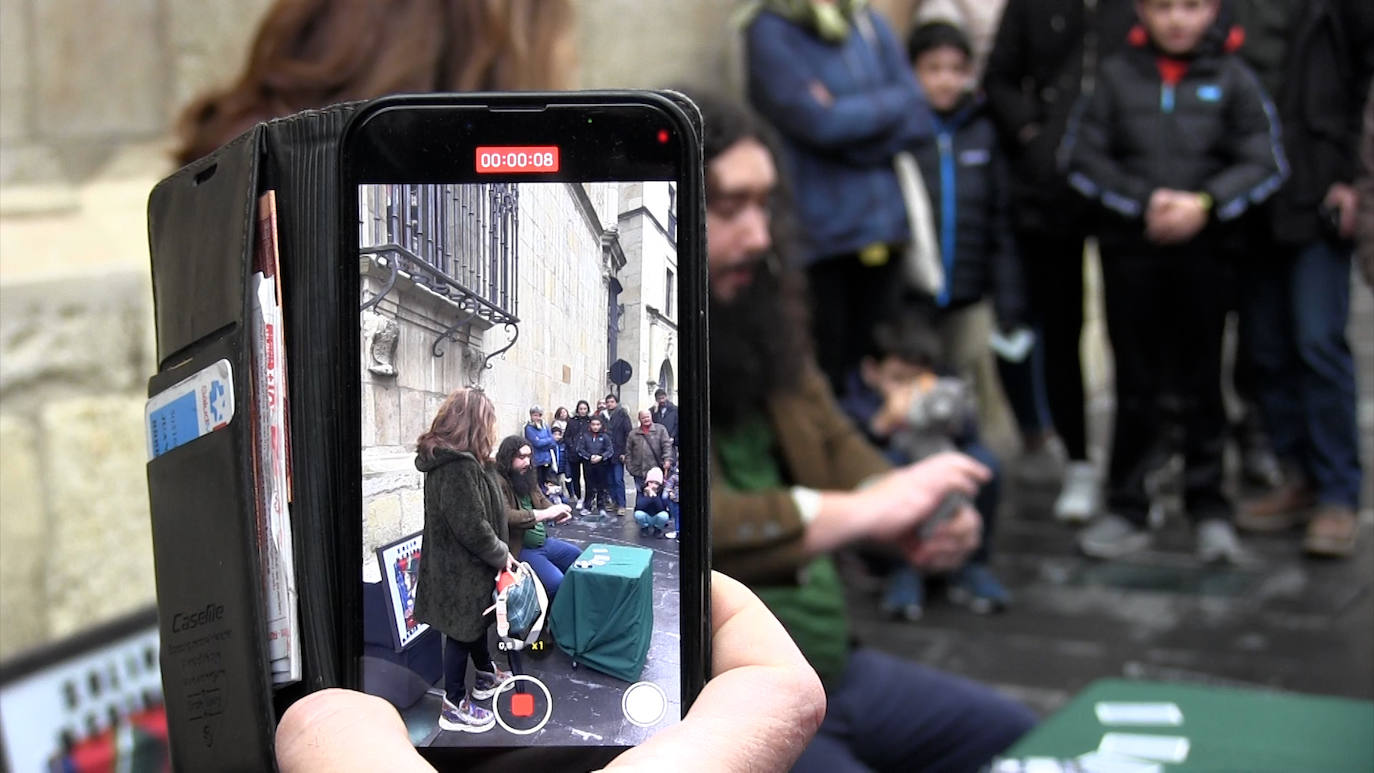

{"left": 1054, "top": 461, "right": 1100, "bottom": 523}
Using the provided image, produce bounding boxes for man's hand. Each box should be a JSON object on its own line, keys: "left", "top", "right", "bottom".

{"left": 590, "top": 455, "right": 602, "bottom": 464}
{"left": 899, "top": 505, "right": 982, "bottom": 572}
{"left": 1325, "top": 182, "right": 1358, "bottom": 239}
{"left": 805, "top": 451, "right": 990, "bottom": 555}
{"left": 538, "top": 504, "right": 573, "bottom": 523}
{"left": 275, "top": 574, "right": 825, "bottom": 773}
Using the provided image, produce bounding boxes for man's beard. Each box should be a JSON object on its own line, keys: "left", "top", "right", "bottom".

{"left": 709, "top": 258, "right": 811, "bottom": 429}
{"left": 508, "top": 466, "right": 538, "bottom": 498}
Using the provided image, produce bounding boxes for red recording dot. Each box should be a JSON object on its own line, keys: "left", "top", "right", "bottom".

{"left": 657, "top": 129, "right": 670, "bottom": 144}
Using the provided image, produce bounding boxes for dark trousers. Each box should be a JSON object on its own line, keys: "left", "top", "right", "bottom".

{"left": 583, "top": 462, "right": 610, "bottom": 509}
{"left": 995, "top": 333, "right": 1054, "bottom": 439}
{"left": 609, "top": 458, "right": 627, "bottom": 507}
{"left": 522, "top": 538, "right": 581, "bottom": 599}
{"left": 1241, "top": 239, "right": 1362, "bottom": 508}
{"left": 793, "top": 648, "right": 1035, "bottom": 773}
{"left": 566, "top": 456, "right": 584, "bottom": 499}
{"left": 1019, "top": 230, "right": 1089, "bottom": 461}
{"left": 962, "top": 439, "right": 1001, "bottom": 565}
{"left": 1101, "top": 248, "right": 1232, "bottom": 525}
{"left": 443, "top": 629, "right": 494, "bottom": 703}
{"left": 806, "top": 251, "right": 903, "bottom": 394}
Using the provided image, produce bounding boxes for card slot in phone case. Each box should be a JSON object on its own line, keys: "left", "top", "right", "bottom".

{"left": 147, "top": 127, "right": 261, "bottom": 368}
{"left": 145, "top": 329, "right": 276, "bottom": 769}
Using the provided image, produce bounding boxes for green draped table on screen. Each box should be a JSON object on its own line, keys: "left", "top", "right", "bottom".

{"left": 549, "top": 543, "right": 654, "bottom": 682}
{"left": 1005, "top": 678, "right": 1374, "bottom": 771}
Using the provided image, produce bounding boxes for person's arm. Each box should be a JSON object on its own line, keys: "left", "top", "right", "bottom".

{"left": 1357, "top": 83, "right": 1374, "bottom": 285}
{"left": 443, "top": 466, "right": 511, "bottom": 568}
{"left": 982, "top": 0, "right": 1042, "bottom": 146}
{"left": 1200, "top": 64, "right": 1287, "bottom": 221}
{"left": 745, "top": 11, "right": 925, "bottom": 151}
{"left": 1060, "top": 68, "right": 1153, "bottom": 221}
{"left": 832, "top": 9, "right": 936, "bottom": 164}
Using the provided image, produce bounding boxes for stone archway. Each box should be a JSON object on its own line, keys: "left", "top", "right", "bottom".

{"left": 657, "top": 359, "right": 674, "bottom": 399}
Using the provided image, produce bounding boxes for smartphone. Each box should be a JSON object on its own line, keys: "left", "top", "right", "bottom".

{"left": 338, "top": 92, "right": 709, "bottom": 768}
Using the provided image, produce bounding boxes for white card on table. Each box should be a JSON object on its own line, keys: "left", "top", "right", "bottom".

{"left": 1099, "top": 733, "right": 1190, "bottom": 764}
{"left": 1077, "top": 751, "right": 1163, "bottom": 773}
{"left": 1094, "top": 702, "right": 1183, "bottom": 726}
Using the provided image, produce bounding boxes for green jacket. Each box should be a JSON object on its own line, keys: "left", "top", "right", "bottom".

{"left": 413, "top": 450, "right": 509, "bottom": 642}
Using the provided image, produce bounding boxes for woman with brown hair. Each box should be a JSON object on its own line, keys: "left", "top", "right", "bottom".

{"left": 412, "top": 387, "right": 515, "bottom": 734}
{"left": 174, "top": 0, "right": 575, "bottom": 165}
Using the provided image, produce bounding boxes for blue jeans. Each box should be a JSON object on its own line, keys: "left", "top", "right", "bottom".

{"left": 960, "top": 440, "right": 1000, "bottom": 565}
{"left": 522, "top": 538, "right": 581, "bottom": 599}
{"left": 609, "top": 458, "right": 627, "bottom": 507}
{"left": 634, "top": 509, "right": 669, "bottom": 530}
{"left": 1243, "top": 239, "right": 1361, "bottom": 508}
{"left": 793, "top": 648, "right": 1035, "bottom": 772}
{"left": 668, "top": 501, "right": 680, "bottom": 532}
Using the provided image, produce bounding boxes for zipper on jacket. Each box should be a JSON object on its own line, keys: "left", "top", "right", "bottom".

{"left": 1081, "top": 0, "right": 1100, "bottom": 97}
{"left": 937, "top": 131, "right": 956, "bottom": 307}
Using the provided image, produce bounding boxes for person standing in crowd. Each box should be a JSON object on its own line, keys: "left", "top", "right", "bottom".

{"left": 650, "top": 388, "right": 680, "bottom": 450}
{"left": 901, "top": 20, "right": 1044, "bottom": 470}
{"left": 627, "top": 409, "right": 675, "bottom": 498}
{"left": 548, "top": 425, "right": 570, "bottom": 504}
{"left": 577, "top": 415, "right": 615, "bottom": 520}
{"left": 633, "top": 467, "right": 673, "bottom": 538}
{"left": 551, "top": 406, "right": 571, "bottom": 437}
{"left": 1061, "top": 0, "right": 1285, "bottom": 561}
{"left": 523, "top": 405, "right": 557, "bottom": 488}
{"left": 604, "top": 393, "right": 633, "bottom": 513}
{"left": 664, "top": 459, "right": 682, "bottom": 541}
{"left": 741, "top": 0, "right": 935, "bottom": 393}
{"left": 412, "top": 388, "right": 514, "bottom": 734}
{"left": 691, "top": 88, "right": 1034, "bottom": 772}
{"left": 984, "top": 0, "right": 1137, "bottom": 522}
{"left": 1229, "top": 0, "right": 1373, "bottom": 558}
{"left": 565, "top": 400, "right": 593, "bottom": 509}
{"left": 493, "top": 436, "right": 580, "bottom": 598}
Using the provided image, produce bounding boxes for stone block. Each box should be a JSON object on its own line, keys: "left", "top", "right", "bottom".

{"left": 41, "top": 396, "right": 155, "bottom": 640}
{"left": 362, "top": 493, "right": 403, "bottom": 560}
{"left": 0, "top": 413, "right": 50, "bottom": 657}
{"left": 0, "top": 272, "right": 153, "bottom": 399}
{"left": 399, "top": 388, "right": 427, "bottom": 451}
{"left": 34, "top": 0, "right": 167, "bottom": 140}
{"left": 399, "top": 487, "right": 425, "bottom": 538}
{"left": 0, "top": 0, "right": 31, "bottom": 143}
{"left": 0, "top": 142, "right": 70, "bottom": 189}
{"left": 373, "top": 383, "right": 401, "bottom": 447}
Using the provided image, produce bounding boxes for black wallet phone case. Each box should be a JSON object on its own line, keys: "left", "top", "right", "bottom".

{"left": 145, "top": 104, "right": 355, "bottom": 770}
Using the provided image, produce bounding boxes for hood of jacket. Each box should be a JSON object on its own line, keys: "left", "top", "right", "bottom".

{"left": 415, "top": 448, "right": 480, "bottom": 473}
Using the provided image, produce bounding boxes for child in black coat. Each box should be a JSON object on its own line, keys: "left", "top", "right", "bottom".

{"left": 1061, "top": 0, "right": 1285, "bottom": 562}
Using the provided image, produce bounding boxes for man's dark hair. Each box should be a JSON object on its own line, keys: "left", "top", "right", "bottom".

{"left": 605, "top": 393, "right": 617, "bottom": 403}
{"left": 686, "top": 89, "right": 813, "bottom": 428}
{"left": 906, "top": 20, "right": 972, "bottom": 64}
{"left": 654, "top": 388, "right": 667, "bottom": 398}
{"left": 495, "top": 435, "right": 536, "bottom": 497}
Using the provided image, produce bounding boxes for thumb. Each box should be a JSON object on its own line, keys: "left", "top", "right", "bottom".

{"left": 277, "top": 690, "right": 433, "bottom": 772}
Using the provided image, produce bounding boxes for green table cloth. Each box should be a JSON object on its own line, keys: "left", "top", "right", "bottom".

{"left": 549, "top": 543, "right": 654, "bottom": 682}
{"left": 1006, "top": 678, "right": 1374, "bottom": 772}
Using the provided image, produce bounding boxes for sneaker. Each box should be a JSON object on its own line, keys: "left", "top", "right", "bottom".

{"left": 1240, "top": 447, "right": 1284, "bottom": 490}
{"left": 1079, "top": 514, "right": 1152, "bottom": 559}
{"left": 947, "top": 563, "right": 1010, "bottom": 614}
{"left": 471, "top": 665, "right": 513, "bottom": 700}
{"left": 1237, "top": 481, "right": 1315, "bottom": 532}
{"left": 1055, "top": 461, "right": 1100, "bottom": 523}
{"left": 664, "top": 530, "right": 678, "bottom": 540}
{"left": 576, "top": 498, "right": 585, "bottom": 510}
{"left": 439, "top": 696, "right": 495, "bottom": 733}
{"left": 1303, "top": 505, "right": 1359, "bottom": 558}
{"left": 1196, "top": 519, "right": 1244, "bottom": 564}
{"left": 880, "top": 568, "right": 924, "bottom": 621}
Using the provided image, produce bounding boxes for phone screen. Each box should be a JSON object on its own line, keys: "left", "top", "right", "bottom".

{"left": 344, "top": 96, "right": 705, "bottom": 758}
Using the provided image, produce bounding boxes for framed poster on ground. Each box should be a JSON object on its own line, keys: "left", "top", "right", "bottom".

{"left": 376, "top": 531, "right": 427, "bottom": 651}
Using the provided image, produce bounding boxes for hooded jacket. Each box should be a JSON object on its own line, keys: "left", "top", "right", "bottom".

{"left": 912, "top": 94, "right": 1028, "bottom": 329}
{"left": 412, "top": 450, "right": 509, "bottom": 642}
{"left": 1060, "top": 24, "right": 1287, "bottom": 249}
{"left": 524, "top": 420, "right": 556, "bottom": 467}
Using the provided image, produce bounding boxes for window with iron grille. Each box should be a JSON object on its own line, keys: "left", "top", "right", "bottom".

{"left": 359, "top": 183, "right": 520, "bottom": 321}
